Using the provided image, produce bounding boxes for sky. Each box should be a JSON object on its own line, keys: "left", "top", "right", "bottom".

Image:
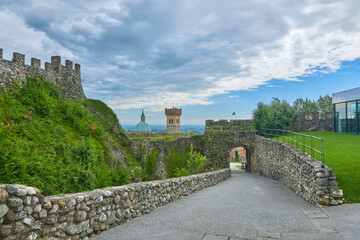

{"left": 1, "top": 0, "right": 360, "bottom": 125}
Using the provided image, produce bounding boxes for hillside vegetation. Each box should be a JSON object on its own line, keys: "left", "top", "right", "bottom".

{"left": 0, "top": 76, "right": 141, "bottom": 195}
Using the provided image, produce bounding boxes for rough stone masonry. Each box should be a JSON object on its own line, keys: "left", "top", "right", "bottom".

{"left": 0, "top": 48, "right": 85, "bottom": 99}
{"left": 0, "top": 169, "right": 231, "bottom": 240}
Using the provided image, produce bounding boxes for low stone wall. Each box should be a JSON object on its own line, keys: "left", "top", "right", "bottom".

{"left": 0, "top": 169, "right": 231, "bottom": 240}
{"left": 252, "top": 135, "right": 343, "bottom": 206}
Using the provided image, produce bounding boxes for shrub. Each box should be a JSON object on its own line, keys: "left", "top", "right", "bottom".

{"left": 143, "top": 149, "right": 158, "bottom": 181}
{"left": 165, "top": 144, "right": 205, "bottom": 178}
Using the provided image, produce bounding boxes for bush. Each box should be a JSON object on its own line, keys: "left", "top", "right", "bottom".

{"left": 165, "top": 144, "right": 205, "bottom": 178}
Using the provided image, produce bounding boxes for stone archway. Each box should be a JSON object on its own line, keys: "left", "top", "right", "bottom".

{"left": 229, "top": 147, "right": 246, "bottom": 170}
{"left": 203, "top": 130, "right": 256, "bottom": 170}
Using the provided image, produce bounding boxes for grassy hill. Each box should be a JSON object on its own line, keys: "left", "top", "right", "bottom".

{"left": 0, "top": 76, "right": 142, "bottom": 196}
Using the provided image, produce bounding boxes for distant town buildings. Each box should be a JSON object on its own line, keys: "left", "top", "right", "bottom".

{"left": 333, "top": 87, "right": 360, "bottom": 134}
{"left": 134, "top": 109, "right": 152, "bottom": 134}
{"left": 165, "top": 107, "right": 182, "bottom": 134}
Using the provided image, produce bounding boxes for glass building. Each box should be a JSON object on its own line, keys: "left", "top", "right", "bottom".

{"left": 332, "top": 87, "right": 360, "bottom": 133}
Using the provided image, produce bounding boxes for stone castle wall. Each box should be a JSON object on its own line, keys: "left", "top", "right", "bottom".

{"left": 0, "top": 48, "right": 85, "bottom": 99}
{"left": 205, "top": 113, "right": 334, "bottom": 132}
{"left": 132, "top": 135, "right": 205, "bottom": 179}
{"left": 205, "top": 119, "right": 253, "bottom": 133}
{"left": 291, "top": 112, "right": 333, "bottom": 132}
{"left": 252, "top": 135, "right": 343, "bottom": 206}
{"left": 0, "top": 169, "right": 231, "bottom": 240}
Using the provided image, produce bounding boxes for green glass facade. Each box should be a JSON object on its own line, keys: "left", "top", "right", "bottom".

{"left": 333, "top": 87, "right": 360, "bottom": 134}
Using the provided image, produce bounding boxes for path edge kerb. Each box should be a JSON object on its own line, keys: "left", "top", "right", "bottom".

{"left": 0, "top": 169, "right": 231, "bottom": 239}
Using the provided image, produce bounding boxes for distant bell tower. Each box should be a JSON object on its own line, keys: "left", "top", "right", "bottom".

{"left": 165, "top": 107, "right": 182, "bottom": 134}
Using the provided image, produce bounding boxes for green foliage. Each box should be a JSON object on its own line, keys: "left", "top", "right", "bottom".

{"left": 0, "top": 76, "right": 131, "bottom": 195}
{"left": 252, "top": 98, "right": 298, "bottom": 130}
{"left": 293, "top": 95, "right": 332, "bottom": 118}
{"left": 165, "top": 144, "right": 205, "bottom": 178}
{"left": 164, "top": 145, "right": 189, "bottom": 178}
{"left": 317, "top": 95, "right": 333, "bottom": 118}
{"left": 234, "top": 149, "right": 239, "bottom": 162}
{"left": 174, "top": 168, "right": 189, "bottom": 177}
{"left": 186, "top": 144, "right": 205, "bottom": 175}
{"left": 143, "top": 149, "right": 158, "bottom": 181}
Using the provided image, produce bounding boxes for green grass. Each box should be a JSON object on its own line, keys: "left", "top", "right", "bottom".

{"left": 235, "top": 165, "right": 243, "bottom": 170}
{"left": 130, "top": 133, "right": 202, "bottom": 142}
{"left": 274, "top": 131, "right": 360, "bottom": 203}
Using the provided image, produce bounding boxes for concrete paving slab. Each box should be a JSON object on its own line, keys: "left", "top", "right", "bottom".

{"left": 257, "top": 230, "right": 281, "bottom": 239}
{"left": 202, "top": 233, "right": 229, "bottom": 240}
{"left": 303, "top": 209, "right": 328, "bottom": 219}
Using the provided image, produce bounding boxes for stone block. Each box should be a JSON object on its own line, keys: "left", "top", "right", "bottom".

{"left": 74, "top": 211, "right": 87, "bottom": 222}
{"left": 0, "top": 189, "right": 8, "bottom": 204}
{"left": 0, "top": 204, "right": 9, "bottom": 218}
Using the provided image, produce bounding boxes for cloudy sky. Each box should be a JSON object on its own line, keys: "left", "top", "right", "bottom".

{"left": 1, "top": 0, "right": 360, "bottom": 124}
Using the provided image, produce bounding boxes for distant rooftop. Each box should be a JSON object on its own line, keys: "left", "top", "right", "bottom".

{"left": 332, "top": 87, "right": 360, "bottom": 104}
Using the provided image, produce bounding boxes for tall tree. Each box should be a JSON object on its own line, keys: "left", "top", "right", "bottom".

{"left": 293, "top": 98, "right": 318, "bottom": 116}
{"left": 317, "top": 95, "right": 332, "bottom": 118}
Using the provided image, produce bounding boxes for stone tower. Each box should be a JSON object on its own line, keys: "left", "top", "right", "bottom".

{"left": 165, "top": 107, "right": 182, "bottom": 134}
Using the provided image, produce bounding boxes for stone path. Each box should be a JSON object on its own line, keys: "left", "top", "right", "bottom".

{"left": 94, "top": 169, "right": 360, "bottom": 240}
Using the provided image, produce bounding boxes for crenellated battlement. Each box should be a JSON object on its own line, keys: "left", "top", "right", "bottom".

{"left": 0, "top": 48, "right": 85, "bottom": 99}
{"left": 206, "top": 119, "right": 252, "bottom": 126}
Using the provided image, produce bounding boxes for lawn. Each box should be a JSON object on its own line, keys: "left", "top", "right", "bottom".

{"left": 279, "top": 132, "right": 360, "bottom": 203}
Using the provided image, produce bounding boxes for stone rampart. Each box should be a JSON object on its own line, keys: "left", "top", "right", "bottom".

{"left": 0, "top": 169, "right": 231, "bottom": 240}
{"left": 291, "top": 112, "right": 333, "bottom": 132}
{"left": 0, "top": 48, "right": 85, "bottom": 99}
{"left": 206, "top": 119, "right": 252, "bottom": 126}
{"left": 205, "top": 119, "right": 253, "bottom": 133}
{"left": 252, "top": 135, "right": 343, "bottom": 206}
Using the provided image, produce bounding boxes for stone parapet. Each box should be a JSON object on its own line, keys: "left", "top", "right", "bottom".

{"left": 0, "top": 169, "right": 231, "bottom": 240}
{"left": 252, "top": 135, "right": 343, "bottom": 206}
{"left": 0, "top": 48, "right": 85, "bottom": 99}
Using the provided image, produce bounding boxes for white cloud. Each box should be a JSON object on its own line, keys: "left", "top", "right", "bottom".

{"left": 0, "top": 9, "right": 74, "bottom": 61}
{"left": 2, "top": 0, "right": 360, "bottom": 112}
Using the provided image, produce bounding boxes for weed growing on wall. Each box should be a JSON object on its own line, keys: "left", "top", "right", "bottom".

{"left": 165, "top": 144, "right": 205, "bottom": 178}
{"left": 143, "top": 148, "right": 158, "bottom": 181}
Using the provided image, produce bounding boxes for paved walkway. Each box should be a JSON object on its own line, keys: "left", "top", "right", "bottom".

{"left": 94, "top": 169, "right": 360, "bottom": 240}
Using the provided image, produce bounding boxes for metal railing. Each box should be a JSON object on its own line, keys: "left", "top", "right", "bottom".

{"left": 257, "top": 128, "right": 325, "bottom": 167}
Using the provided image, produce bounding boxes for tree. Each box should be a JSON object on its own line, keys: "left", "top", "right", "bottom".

{"left": 293, "top": 95, "right": 332, "bottom": 118}
{"left": 252, "top": 98, "right": 298, "bottom": 130}
{"left": 317, "top": 95, "right": 332, "bottom": 118}
{"left": 293, "top": 98, "right": 318, "bottom": 116}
